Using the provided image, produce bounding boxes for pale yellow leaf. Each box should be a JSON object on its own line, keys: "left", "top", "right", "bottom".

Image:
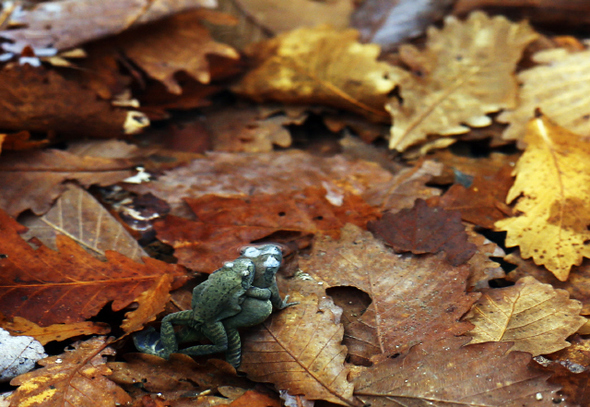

{"left": 465, "top": 276, "right": 585, "bottom": 356}
{"left": 495, "top": 114, "right": 590, "bottom": 281}
{"left": 1, "top": 317, "right": 110, "bottom": 345}
{"left": 387, "top": 11, "right": 538, "bottom": 152}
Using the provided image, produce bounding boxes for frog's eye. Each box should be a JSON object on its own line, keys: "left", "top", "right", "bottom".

{"left": 224, "top": 262, "right": 234, "bottom": 268}
{"left": 241, "top": 247, "right": 261, "bottom": 258}
{"left": 262, "top": 245, "right": 282, "bottom": 255}
{"left": 240, "top": 269, "right": 251, "bottom": 277}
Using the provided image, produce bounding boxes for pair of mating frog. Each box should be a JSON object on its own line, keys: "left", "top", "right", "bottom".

{"left": 133, "top": 244, "right": 296, "bottom": 368}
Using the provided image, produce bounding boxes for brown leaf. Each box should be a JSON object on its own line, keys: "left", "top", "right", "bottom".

{"left": 465, "top": 276, "right": 586, "bottom": 356}
{"left": 546, "top": 334, "right": 590, "bottom": 372}
{"left": 117, "top": 10, "right": 239, "bottom": 94}
{"left": 233, "top": 25, "right": 397, "bottom": 122}
{"left": 20, "top": 183, "right": 148, "bottom": 262}
{"left": 387, "top": 11, "right": 538, "bottom": 151}
{"left": 352, "top": 336, "right": 560, "bottom": 407}
{"left": 0, "top": 131, "right": 49, "bottom": 153}
{"left": 121, "top": 274, "right": 174, "bottom": 334}
{"left": 0, "top": 208, "right": 188, "bottom": 326}
{"left": 0, "top": 0, "right": 216, "bottom": 54}
{"left": 369, "top": 199, "right": 477, "bottom": 266}
{"left": 9, "top": 337, "right": 131, "bottom": 407}
{"left": 464, "top": 225, "right": 505, "bottom": 290}
{"left": 300, "top": 224, "right": 479, "bottom": 361}
{"left": 0, "top": 66, "right": 148, "bottom": 138}
{"left": 0, "top": 149, "right": 138, "bottom": 217}
{"left": 241, "top": 292, "right": 358, "bottom": 406}
{"left": 229, "top": 390, "right": 281, "bottom": 407}
{"left": 0, "top": 316, "right": 110, "bottom": 345}
{"left": 156, "top": 187, "right": 380, "bottom": 272}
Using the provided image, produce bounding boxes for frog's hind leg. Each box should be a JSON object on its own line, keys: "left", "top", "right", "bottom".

{"left": 178, "top": 321, "right": 229, "bottom": 360}
{"left": 160, "top": 310, "right": 193, "bottom": 358}
{"left": 225, "top": 327, "right": 242, "bottom": 369}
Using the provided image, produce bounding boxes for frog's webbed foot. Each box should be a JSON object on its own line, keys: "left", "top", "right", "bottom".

{"left": 133, "top": 327, "right": 168, "bottom": 358}
{"left": 275, "top": 295, "right": 299, "bottom": 310}
{"left": 178, "top": 321, "right": 229, "bottom": 359}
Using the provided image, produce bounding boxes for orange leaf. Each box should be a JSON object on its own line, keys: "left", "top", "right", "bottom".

{"left": 121, "top": 274, "right": 174, "bottom": 334}
{"left": 1, "top": 316, "right": 110, "bottom": 345}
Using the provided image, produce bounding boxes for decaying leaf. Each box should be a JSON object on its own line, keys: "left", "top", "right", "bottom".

{"left": 499, "top": 48, "right": 590, "bottom": 143}
{"left": 300, "top": 224, "right": 479, "bottom": 361}
{"left": 465, "top": 276, "right": 586, "bottom": 356}
{"left": 228, "top": 390, "right": 282, "bottom": 407}
{"left": 155, "top": 187, "right": 380, "bottom": 272}
{"left": 241, "top": 292, "right": 358, "bottom": 406}
{"left": 464, "top": 225, "right": 505, "bottom": 290}
{"left": 1, "top": 316, "right": 110, "bottom": 346}
{"left": 352, "top": 336, "right": 560, "bottom": 407}
{"left": 0, "top": 0, "right": 216, "bottom": 54}
{"left": 369, "top": 199, "right": 476, "bottom": 266}
{"left": 0, "top": 208, "right": 188, "bottom": 326}
{"left": 9, "top": 337, "right": 131, "bottom": 407}
{"left": 0, "top": 66, "right": 148, "bottom": 138}
{"left": 233, "top": 25, "right": 397, "bottom": 122}
{"left": 495, "top": 114, "right": 590, "bottom": 281}
{"left": 387, "top": 11, "right": 538, "bottom": 151}
{"left": 20, "top": 183, "right": 148, "bottom": 262}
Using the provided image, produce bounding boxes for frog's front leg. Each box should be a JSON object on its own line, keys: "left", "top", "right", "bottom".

{"left": 178, "top": 321, "right": 229, "bottom": 359}
{"left": 246, "top": 286, "right": 272, "bottom": 301}
{"left": 160, "top": 310, "right": 193, "bottom": 359}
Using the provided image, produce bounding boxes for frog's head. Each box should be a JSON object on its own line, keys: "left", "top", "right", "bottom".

{"left": 241, "top": 244, "right": 283, "bottom": 283}
{"left": 224, "top": 258, "right": 256, "bottom": 288}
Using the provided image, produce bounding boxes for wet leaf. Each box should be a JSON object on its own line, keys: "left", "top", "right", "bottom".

{"left": 121, "top": 274, "right": 174, "bottom": 334}
{"left": 495, "top": 113, "right": 590, "bottom": 281}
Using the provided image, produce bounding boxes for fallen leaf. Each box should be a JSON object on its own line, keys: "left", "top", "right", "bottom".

{"left": 1, "top": 316, "right": 110, "bottom": 346}
{"left": 0, "top": 149, "right": 138, "bottom": 217}
{"left": 241, "top": 292, "right": 358, "bottom": 406}
{"left": 0, "top": 0, "right": 216, "bottom": 54}
{"left": 156, "top": 187, "right": 379, "bottom": 272}
{"left": 464, "top": 226, "right": 505, "bottom": 290}
{"left": 387, "top": 11, "right": 538, "bottom": 151}
{"left": 465, "top": 276, "right": 586, "bottom": 356}
{"left": 541, "top": 363, "right": 590, "bottom": 407}
{"left": 9, "top": 337, "right": 131, "bottom": 407}
{"left": 0, "top": 66, "right": 148, "bottom": 138}
{"left": 121, "top": 274, "right": 174, "bottom": 334}
{"left": 546, "top": 334, "right": 590, "bottom": 372}
{"left": 117, "top": 10, "right": 239, "bottom": 94}
{"left": 352, "top": 336, "right": 560, "bottom": 407}
{"left": 495, "top": 113, "right": 590, "bottom": 281}
{"left": 300, "top": 224, "right": 479, "bottom": 361}
{"left": 369, "top": 199, "right": 477, "bottom": 266}
{"left": 229, "top": 390, "right": 281, "bottom": 407}
{"left": 499, "top": 48, "right": 590, "bottom": 144}
{"left": 20, "top": 183, "right": 148, "bottom": 262}
{"left": 0, "top": 131, "right": 49, "bottom": 153}
{"left": 0, "top": 208, "right": 188, "bottom": 326}
{"left": 0, "top": 328, "right": 46, "bottom": 383}
{"left": 233, "top": 25, "right": 397, "bottom": 122}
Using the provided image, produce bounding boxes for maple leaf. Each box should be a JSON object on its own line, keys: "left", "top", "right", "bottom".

{"left": 233, "top": 25, "right": 397, "bottom": 122}
{"left": 499, "top": 48, "right": 590, "bottom": 144}
{"left": 0, "top": 208, "right": 188, "bottom": 326}
{"left": 0, "top": 316, "right": 110, "bottom": 345}
{"left": 369, "top": 199, "right": 476, "bottom": 266}
{"left": 299, "top": 224, "right": 479, "bottom": 361}
{"left": 387, "top": 11, "right": 538, "bottom": 151}
{"left": 240, "top": 292, "right": 359, "bottom": 406}
{"left": 465, "top": 276, "right": 586, "bottom": 356}
{"left": 495, "top": 113, "right": 590, "bottom": 281}
{"left": 352, "top": 337, "right": 560, "bottom": 407}
{"left": 155, "top": 187, "right": 379, "bottom": 272}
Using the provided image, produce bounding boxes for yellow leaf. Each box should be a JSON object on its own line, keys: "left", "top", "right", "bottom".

{"left": 465, "top": 276, "right": 585, "bottom": 356}
{"left": 233, "top": 25, "right": 397, "bottom": 122}
{"left": 499, "top": 48, "right": 590, "bottom": 144}
{"left": 1, "top": 316, "right": 110, "bottom": 345}
{"left": 120, "top": 274, "right": 173, "bottom": 334}
{"left": 495, "top": 114, "right": 590, "bottom": 280}
{"left": 387, "top": 11, "right": 538, "bottom": 152}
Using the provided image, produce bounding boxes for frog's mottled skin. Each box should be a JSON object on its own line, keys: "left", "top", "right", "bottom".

{"left": 133, "top": 244, "right": 296, "bottom": 368}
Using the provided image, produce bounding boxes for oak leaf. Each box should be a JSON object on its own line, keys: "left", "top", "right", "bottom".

{"left": 240, "top": 292, "right": 358, "bottom": 406}
{"left": 464, "top": 225, "right": 505, "bottom": 290}
{"left": 1, "top": 316, "right": 110, "bottom": 346}
{"left": 499, "top": 48, "right": 590, "bottom": 143}
{"left": 0, "top": 208, "right": 188, "bottom": 326}
{"left": 299, "top": 224, "right": 479, "bottom": 361}
{"left": 387, "top": 11, "right": 538, "bottom": 151}
{"left": 495, "top": 114, "right": 590, "bottom": 281}
{"left": 121, "top": 274, "right": 174, "bottom": 334}
{"left": 9, "top": 337, "right": 131, "bottom": 407}
{"left": 155, "top": 187, "right": 379, "bottom": 272}
{"left": 233, "top": 25, "right": 397, "bottom": 122}
{"left": 465, "top": 276, "right": 586, "bottom": 356}
{"left": 369, "top": 198, "right": 476, "bottom": 266}
{"left": 352, "top": 336, "right": 560, "bottom": 407}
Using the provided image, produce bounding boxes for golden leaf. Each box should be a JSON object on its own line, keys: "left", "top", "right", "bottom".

{"left": 1, "top": 316, "right": 110, "bottom": 345}
{"left": 465, "top": 276, "right": 586, "bottom": 356}
{"left": 499, "top": 48, "right": 590, "bottom": 144}
{"left": 387, "top": 11, "right": 538, "bottom": 151}
{"left": 495, "top": 114, "right": 590, "bottom": 281}
{"left": 120, "top": 274, "right": 173, "bottom": 334}
{"left": 233, "top": 25, "right": 397, "bottom": 122}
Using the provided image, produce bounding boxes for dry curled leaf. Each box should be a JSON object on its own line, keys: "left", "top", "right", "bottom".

{"left": 121, "top": 274, "right": 174, "bottom": 334}
{"left": 495, "top": 113, "right": 590, "bottom": 281}
{"left": 369, "top": 199, "right": 476, "bottom": 266}
{"left": 9, "top": 337, "right": 131, "bottom": 407}
{"left": 233, "top": 25, "right": 397, "bottom": 122}
{"left": 465, "top": 276, "right": 586, "bottom": 356}
{"left": 387, "top": 11, "right": 538, "bottom": 151}
{"left": 241, "top": 292, "right": 358, "bottom": 406}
